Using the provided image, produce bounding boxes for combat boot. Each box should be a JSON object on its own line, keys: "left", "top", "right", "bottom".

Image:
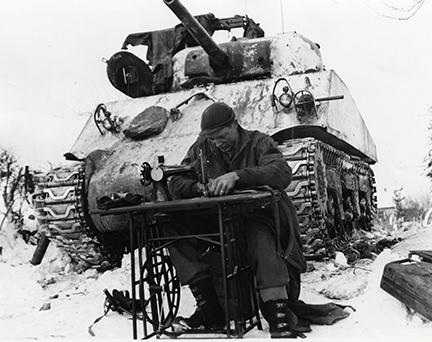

{"left": 174, "top": 277, "right": 226, "bottom": 330}
{"left": 261, "top": 299, "right": 299, "bottom": 338}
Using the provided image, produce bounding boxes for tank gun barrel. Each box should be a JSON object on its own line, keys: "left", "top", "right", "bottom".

{"left": 163, "top": 0, "right": 229, "bottom": 72}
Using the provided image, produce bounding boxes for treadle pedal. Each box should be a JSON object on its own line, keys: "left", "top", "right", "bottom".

{"left": 172, "top": 318, "right": 227, "bottom": 334}
{"left": 161, "top": 329, "right": 183, "bottom": 338}
{"left": 171, "top": 318, "right": 200, "bottom": 332}
{"left": 170, "top": 320, "right": 188, "bottom": 333}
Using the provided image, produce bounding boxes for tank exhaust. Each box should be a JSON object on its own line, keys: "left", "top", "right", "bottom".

{"left": 163, "top": 0, "right": 230, "bottom": 72}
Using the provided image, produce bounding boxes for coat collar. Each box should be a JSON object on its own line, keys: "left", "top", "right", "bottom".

{"left": 231, "top": 125, "right": 251, "bottom": 164}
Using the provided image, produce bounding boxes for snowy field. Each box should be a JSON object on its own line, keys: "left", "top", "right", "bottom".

{"left": 1, "top": 218, "right": 432, "bottom": 341}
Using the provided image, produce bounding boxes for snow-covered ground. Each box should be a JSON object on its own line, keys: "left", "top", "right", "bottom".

{"left": 1, "top": 218, "right": 432, "bottom": 341}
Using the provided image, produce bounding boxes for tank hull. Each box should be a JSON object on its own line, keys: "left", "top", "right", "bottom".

{"left": 56, "top": 68, "right": 376, "bottom": 260}
{"left": 69, "top": 70, "right": 376, "bottom": 164}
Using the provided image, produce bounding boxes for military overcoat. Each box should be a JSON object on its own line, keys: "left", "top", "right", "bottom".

{"left": 169, "top": 125, "right": 307, "bottom": 273}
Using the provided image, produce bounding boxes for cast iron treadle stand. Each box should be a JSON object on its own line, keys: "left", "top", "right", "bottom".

{"left": 91, "top": 191, "right": 281, "bottom": 339}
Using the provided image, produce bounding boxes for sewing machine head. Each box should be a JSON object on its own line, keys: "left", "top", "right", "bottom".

{"left": 140, "top": 155, "right": 195, "bottom": 201}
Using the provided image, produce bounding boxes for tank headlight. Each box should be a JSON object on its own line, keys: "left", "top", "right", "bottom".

{"left": 278, "top": 91, "right": 293, "bottom": 108}
{"left": 271, "top": 78, "right": 294, "bottom": 113}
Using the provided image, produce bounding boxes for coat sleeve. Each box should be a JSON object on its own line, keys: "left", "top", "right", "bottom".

{"left": 167, "top": 142, "right": 201, "bottom": 199}
{"left": 235, "top": 136, "right": 292, "bottom": 190}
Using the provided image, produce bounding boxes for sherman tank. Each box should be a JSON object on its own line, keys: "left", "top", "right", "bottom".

{"left": 32, "top": 0, "right": 377, "bottom": 271}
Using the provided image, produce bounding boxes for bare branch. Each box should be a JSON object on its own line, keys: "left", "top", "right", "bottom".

{"left": 362, "top": 0, "right": 427, "bottom": 20}
{"left": 383, "top": 0, "right": 425, "bottom": 13}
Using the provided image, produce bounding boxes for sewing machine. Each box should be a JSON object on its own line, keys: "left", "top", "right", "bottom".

{"left": 91, "top": 190, "right": 282, "bottom": 339}
{"left": 140, "top": 150, "right": 208, "bottom": 201}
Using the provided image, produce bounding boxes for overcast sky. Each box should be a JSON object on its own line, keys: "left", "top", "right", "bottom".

{"left": 0, "top": 0, "right": 431, "bottom": 206}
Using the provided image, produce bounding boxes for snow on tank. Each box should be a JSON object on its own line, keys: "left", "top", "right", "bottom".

{"left": 34, "top": 0, "right": 378, "bottom": 271}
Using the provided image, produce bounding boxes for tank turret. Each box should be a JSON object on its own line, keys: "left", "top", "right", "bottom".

{"left": 107, "top": 1, "right": 268, "bottom": 97}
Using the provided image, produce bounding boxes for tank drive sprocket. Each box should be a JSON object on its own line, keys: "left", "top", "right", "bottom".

{"left": 32, "top": 164, "right": 122, "bottom": 272}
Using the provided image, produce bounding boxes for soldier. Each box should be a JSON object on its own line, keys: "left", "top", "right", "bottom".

{"left": 168, "top": 102, "right": 306, "bottom": 338}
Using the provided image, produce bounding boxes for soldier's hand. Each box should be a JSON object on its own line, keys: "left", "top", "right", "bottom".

{"left": 208, "top": 172, "right": 239, "bottom": 196}
{"left": 195, "top": 182, "right": 207, "bottom": 195}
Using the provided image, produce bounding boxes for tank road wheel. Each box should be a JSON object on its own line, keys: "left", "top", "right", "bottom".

{"left": 32, "top": 164, "right": 119, "bottom": 272}
{"left": 278, "top": 138, "right": 377, "bottom": 260}
{"left": 141, "top": 249, "right": 181, "bottom": 329}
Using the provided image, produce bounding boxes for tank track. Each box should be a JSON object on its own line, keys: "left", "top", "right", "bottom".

{"left": 32, "top": 164, "right": 122, "bottom": 272}
{"left": 279, "top": 137, "right": 377, "bottom": 260}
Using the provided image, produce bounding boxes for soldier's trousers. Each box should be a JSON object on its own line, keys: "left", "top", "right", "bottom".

{"left": 161, "top": 211, "right": 294, "bottom": 291}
